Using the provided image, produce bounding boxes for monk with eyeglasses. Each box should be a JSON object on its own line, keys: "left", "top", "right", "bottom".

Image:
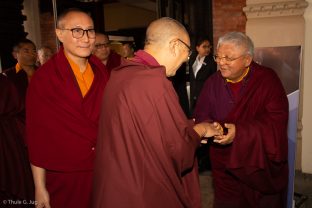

{"left": 92, "top": 33, "right": 122, "bottom": 76}
{"left": 92, "top": 17, "right": 223, "bottom": 208}
{"left": 26, "top": 8, "right": 109, "bottom": 208}
{"left": 194, "top": 32, "right": 288, "bottom": 208}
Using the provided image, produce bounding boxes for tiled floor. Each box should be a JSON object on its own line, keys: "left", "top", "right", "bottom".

{"left": 199, "top": 171, "right": 214, "bottom": 208}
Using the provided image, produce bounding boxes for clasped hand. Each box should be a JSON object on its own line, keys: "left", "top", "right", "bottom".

{"left": 213, "top": 123, "right": 235, "bottom": 145}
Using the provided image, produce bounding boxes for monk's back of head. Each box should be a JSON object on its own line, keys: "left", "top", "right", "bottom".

{"left": 144, "top": 17, "right": 191, "bottom": 77}
{"left": 145, "top": 17, "right": 188, "bottom": 48}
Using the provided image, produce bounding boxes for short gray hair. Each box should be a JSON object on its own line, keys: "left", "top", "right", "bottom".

{"left": 217, "top": 32, "right": 254, "bottom": 57}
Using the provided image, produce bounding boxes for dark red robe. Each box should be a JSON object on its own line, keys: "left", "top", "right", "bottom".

{"left": 92, "top": 50, "right": 202, "bottom": 208}
{"left": 2, "top": 66, "right": 36, "bottom": 132}
{"left": 0, "top": 74, "right": 34, "bottom": 207}
{"left": 26, "top": 47, "right": 109, "bottom": 208}
{"left": 106, "top": 51, "right": 122, "bottom": 75}
{"left": 194, "top": 62, "right": 289, "bottom": 208}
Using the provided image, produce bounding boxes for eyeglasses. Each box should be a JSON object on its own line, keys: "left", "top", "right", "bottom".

{"left": 95, "top": 42, "right": 110, "bottom": 49}
{"left": 59, "top": 28, "right": 96, "bottom": 39}
{"left": 213, "top": 54, "right": 245, "bottom": 63}
{"left": 177, "top": 39, "right": 192, "bottom": 57}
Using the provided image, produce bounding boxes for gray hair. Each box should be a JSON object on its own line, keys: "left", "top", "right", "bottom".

{"left": 217, "top": 32, "right": 254, "bottom": 57}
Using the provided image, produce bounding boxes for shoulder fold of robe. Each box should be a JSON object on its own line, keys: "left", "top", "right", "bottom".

{"left": 26, "top": 47, "right": 109, "bottom": 171}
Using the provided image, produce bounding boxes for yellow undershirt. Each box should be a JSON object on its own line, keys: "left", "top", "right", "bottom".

{"left": 226, "top": 67, "right": 250, "bottom": 83}
{"left": 65, "top": 54, "right": 94, "bottom": 97}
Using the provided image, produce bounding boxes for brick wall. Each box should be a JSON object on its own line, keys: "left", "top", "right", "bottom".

{"left": 39, "top": 12, "right": 57, "bottom": 52}
{"left": 212, "top": 0, "right": 247, "bottom": 50}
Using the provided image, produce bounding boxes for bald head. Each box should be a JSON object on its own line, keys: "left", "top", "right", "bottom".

{"left": 143, "top": 17, "right": 191, "bottom": 77}
{"left": 57, "top": 8, "right": 92, "bottom": 29}
{"left": 145, "top": 17, "right": 188, "bottom": 47}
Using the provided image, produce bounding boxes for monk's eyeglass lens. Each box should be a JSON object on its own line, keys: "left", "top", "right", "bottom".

{"left": 213, "top": 55, "right": 245, "bottom": 63}
{"left": 59, "top": 28, "right": 96, "bottom": 39}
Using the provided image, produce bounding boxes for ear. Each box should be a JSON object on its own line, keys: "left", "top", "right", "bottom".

{"left": 196, "top": 45, "right": 200, "bottom": 52}
{"left": 169, "top": 39, "right": 178, "bottom": 57}
{"left": 245, "top": 55, "right": 253, "bottom": 67}
{"left": 12, "top": 51, "right": 17, "bottom": 60}
{"left": 55, "top": 29, "right": 63, "bottom": 43}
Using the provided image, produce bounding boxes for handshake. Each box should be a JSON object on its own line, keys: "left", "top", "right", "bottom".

{"left": 193, "top": 121, "right": 235, "bottom": 145}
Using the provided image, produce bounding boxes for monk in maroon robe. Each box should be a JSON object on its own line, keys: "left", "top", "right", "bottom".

{"left": 26, "top": 9, "right": 108, "bottom": 208}
{"left": 93, "top": 32, "right": 122, "bottom": 75}
{"left": 92, "top": 17, "right": 223, "bottom": 208}
{"left": 194, "top": 32, "right": 289, "bottom": 208}
{"left": 0, "top": 74, "right": 34, "bottom": 207}
{"left": 2, "top": 38, "right": 37, "bottom": 126}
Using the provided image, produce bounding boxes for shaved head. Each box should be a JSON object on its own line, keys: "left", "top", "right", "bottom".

{"left": 143, "top": 17, "right": 191, "bottom": 77}
{"left": 57, "top": 8, "right": 91, "bottom": 29}
{"left": 145, "top": 17, "right": 188, "bottom": 47}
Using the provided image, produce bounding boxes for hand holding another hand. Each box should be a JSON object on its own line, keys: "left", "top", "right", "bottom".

{"left": 213, "top": 123, "right": 236, "bottom": 145}
{"left": 193, "top": 122, "right": 223, "bottom": 138}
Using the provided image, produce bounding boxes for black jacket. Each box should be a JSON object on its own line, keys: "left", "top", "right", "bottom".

{"left": 189, "top": 54, "right": 217, "bottom": 116}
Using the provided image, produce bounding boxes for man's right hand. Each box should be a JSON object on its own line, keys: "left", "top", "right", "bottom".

{"left": 31, "top": 164, "right": 51, "bottom": 208}
{"left": 35, "top": 186, "right": 50, "bottom": 208}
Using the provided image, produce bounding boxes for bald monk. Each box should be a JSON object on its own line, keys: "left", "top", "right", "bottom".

{"left": 92, "top": 17, "right": 223, "bottom": 208}
{"left": 92, "top": 32, "right": 122, "bottom": 75}
{"left": 26, "top": 8, "right": 109, "bottom": 208}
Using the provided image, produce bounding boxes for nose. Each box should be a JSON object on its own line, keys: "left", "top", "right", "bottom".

{"left": 81, "top": 31, "right": 90, "bottom": 42}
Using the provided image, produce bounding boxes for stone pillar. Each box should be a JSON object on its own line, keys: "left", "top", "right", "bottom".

{"left": 302, "top": 0, "right": 312, "bottom": 173}
{"left": 23, "top": 0, "right": 41, "bottom": 48}
{"left": 244, "top": 0, "right": 310, "bottom": 172}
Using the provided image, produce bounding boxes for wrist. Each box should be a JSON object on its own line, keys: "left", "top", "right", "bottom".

{"left": 194, "top": 124, "right": 207, "bottom": 138}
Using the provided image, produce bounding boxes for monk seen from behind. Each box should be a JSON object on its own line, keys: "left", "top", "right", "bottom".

{"left": 92, "top": 17, "right": 223, "bottom": 208}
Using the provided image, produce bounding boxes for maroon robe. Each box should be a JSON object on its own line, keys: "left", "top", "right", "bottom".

{"left": 92, "top": 50, "right": 202, "bottom": 208}
{"left": 194, "top": 62, "right": 289, "bottom": 208}
{"left": 2, "top": 66, "right": 35, "bottom": 130}
{"left": 106, "top": 51, "right": 122, "bottom": 75}
{"left": 26, "top": 47, "right": 108, "bottom": 208}
{"left": 0, "top": 74, "right": 34, "bottom": 207}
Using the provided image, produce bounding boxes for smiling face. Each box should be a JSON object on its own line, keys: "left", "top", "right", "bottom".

{"left": 216, "top": 42, "right": 252, "bottom": 81}
{"left": 56, "top": 11, "right": 95, "bottom": 62}
{"left": 15, "top": 43, "right": 37, "bottom": 67}
{"left": 92, "top": 34, "right": 110, "bottom": 62}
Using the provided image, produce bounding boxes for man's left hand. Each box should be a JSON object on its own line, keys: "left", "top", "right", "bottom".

{"left": 213, "top": 123, "right": 235, "bottom": 145}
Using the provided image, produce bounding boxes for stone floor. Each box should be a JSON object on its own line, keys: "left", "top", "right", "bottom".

{"left": 199, "top": 171, "right": 214, "bottom": 208}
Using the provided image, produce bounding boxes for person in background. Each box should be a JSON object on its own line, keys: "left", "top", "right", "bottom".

{"left": 189, "top": 37, "right": 216, "bottom": 116}
{"left": 189, "top": 37, "right": 217, "bottom": 173}
{"left": 26, "top": 8, "right": 109, "bottom": 208}
{"left": 194, "top": 32, "right": 289, "bottom": 208}
{"left": 93, "top": 32, "right": 121, "bottom": 75}
{"left": 2, "top": 38, "right": 37, "bottom": 121}
{"left": 92, "top": 17, "right": 223, "bottom": 208}
{"left": 121, "top": 41, "right": 135, "bottom": 59}
{"left": 0, "top": 74, "right": 34, "bottom": 208}
{"left": 37, "top": 46, "right": 54, "bottom": 66}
